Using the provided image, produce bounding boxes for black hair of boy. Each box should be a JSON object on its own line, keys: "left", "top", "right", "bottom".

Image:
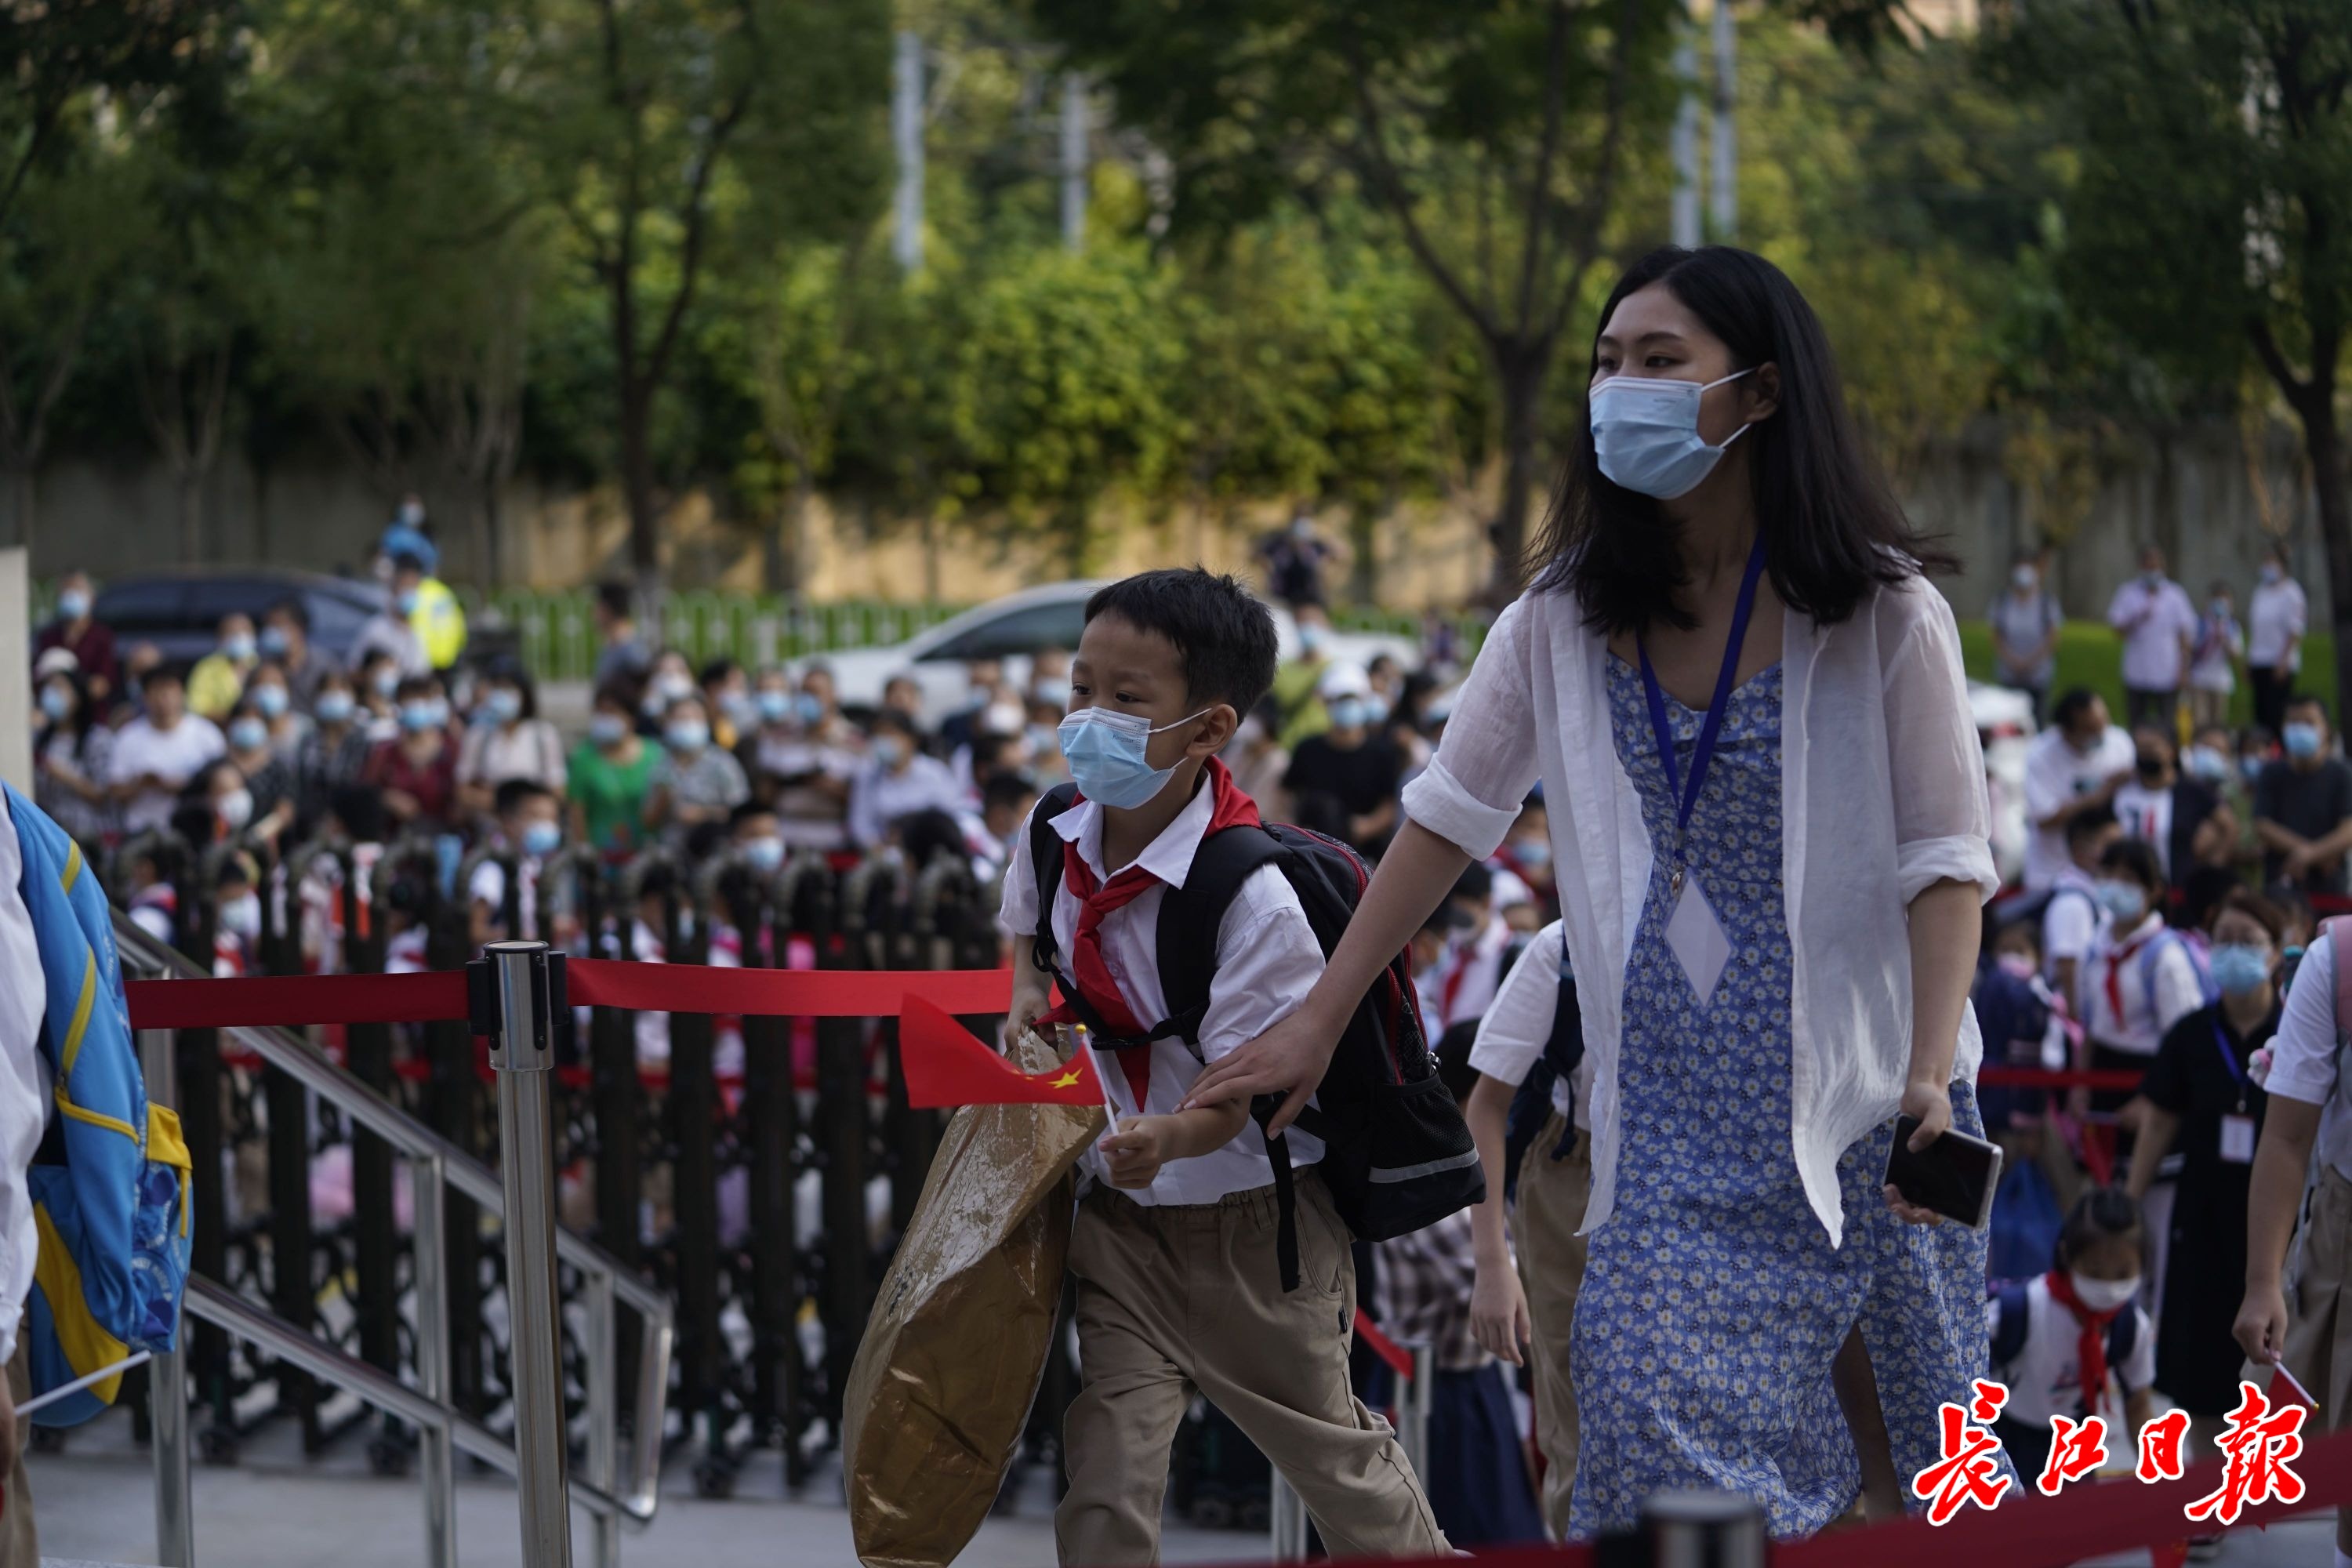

{"left": 2064, "top": 804, "right": 2120, "bottom": 851}
{"left": 983, "top": 771, "right": 1039, "bottom": 816}
{"left": 1083, "top": 568, "right": 1279, "bottom": 717}
{"left": 495, "top": 778, "right": 555, "bottom": 818}
{"left": 1452, "top": 860, "right": 1494, "bottom": 905}
{"left": 329, "top": 783, "right": 389, "bottom": 844}
{"left": 2055, "top": 1185, "right": 2141, "bottom": 1271}
{"left": 2096, "top": 837, "right": 2165, "bottom": 897}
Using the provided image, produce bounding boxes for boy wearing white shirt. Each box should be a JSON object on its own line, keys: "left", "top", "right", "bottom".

{"left": 2106, "top": 546, "right": 2199, "bottom": 732}
{"left": 2023, "top": 690, "right": 2136, "bottom": 893}
{"left": 1000, "top": 569, "right": 1443, "bottom": 1566}
{"left": 1460, "top": 920, "right": 1592, "bottom": 1537}
{"left": 2246, "top": 547, "right": 2307, "bottom": 735}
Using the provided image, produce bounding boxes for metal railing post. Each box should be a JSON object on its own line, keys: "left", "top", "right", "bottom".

{"left": 486, "top": 940, "right": 575, "bottom": 1568}
{"left": 1642, "top": 1486, "right": 1766, "bottom": 1568}
{"left": 140, "top": 1022, "right": 194, "bottom": 1568}
{"left": 411, "top": 1152, "right": 458, "bottom": 1568}
{"left": 584, "top": 1272, "right": 621, "bottom": 1568}
{"left": 1399, "top": 1342, "right": 1434, "bottom": 1482}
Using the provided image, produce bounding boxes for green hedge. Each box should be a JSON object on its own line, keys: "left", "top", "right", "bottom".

{"left": 1955, "top": 619, "right": 2336, "bottom": 731}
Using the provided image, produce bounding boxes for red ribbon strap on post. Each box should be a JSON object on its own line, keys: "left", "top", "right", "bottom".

{"left": 126, "top": 960, "right": 1014, "bottom": 1031}
{"left": 1352, "top": 1308, "right": 1417, "bottom": 1381}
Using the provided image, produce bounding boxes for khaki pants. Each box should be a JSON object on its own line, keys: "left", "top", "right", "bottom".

{"left": 1512, "top": 1115, "right": 1590, "bottom": 1540}
{"left": 2286, "top": 1163, "right": 2352, "bottom": 1432}
{"left": 1055, "top": 1172, "right": 1446, "bottom": 1566}
{"left": 2, "top": 1338, "right": 36, "bottom": 1568}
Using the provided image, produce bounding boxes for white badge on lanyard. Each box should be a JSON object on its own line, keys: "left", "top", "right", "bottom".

{"left": 2220, "top": 1114, "right": 2256, "bottom": 1164}
{"left": 1638, "top": 539, "right": 1766, "bottom": 1013}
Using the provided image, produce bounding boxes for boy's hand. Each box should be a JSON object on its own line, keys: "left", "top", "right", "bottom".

{"left": 1469, "top": 1262, "right": 1532, "bottom": 1367}
{"left": 1007, "top": 978, "right": 1052, "bottom": 1043}
{"left": 1101, "top": 1116, "right": 1174, "bottom": 1189}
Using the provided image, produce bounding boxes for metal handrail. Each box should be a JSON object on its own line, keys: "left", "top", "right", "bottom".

{"left": 116, "top": 913, "right": 676, "bottom": 1566}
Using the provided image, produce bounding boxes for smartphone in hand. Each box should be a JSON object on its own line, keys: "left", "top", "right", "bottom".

{"left": 1883, "top": 1114, "right": 2003, "bottom": 1229}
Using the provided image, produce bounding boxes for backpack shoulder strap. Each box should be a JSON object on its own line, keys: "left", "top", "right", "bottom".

{"left": 2106, "top": 1307, "right": 2139, "bottom": 1388}
{"left": 1153, "top": 823, "right": 1287, "bottom": 1055}
{"left": 1990, "top": 1281, "right": 2032, "bottom": 1370}
{"left": 1026, "top": 783, "right": 1083, "bottom": 968}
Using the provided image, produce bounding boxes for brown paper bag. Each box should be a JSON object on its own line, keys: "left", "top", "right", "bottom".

{"left": 844, "top": 1031, "right": 1105, "bottom": 1567}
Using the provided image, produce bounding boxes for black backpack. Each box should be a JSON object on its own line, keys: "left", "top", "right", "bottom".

{"left": 1029, "top": 783, "right": 1484, "bottom": 1290}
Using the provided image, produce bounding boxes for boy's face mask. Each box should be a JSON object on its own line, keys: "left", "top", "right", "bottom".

{"left": 1057, "top": 706, "right": 1210, "bottom": 809}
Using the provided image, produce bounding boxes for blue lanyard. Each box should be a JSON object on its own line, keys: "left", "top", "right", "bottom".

{"left": 2212, "top": 1018, "right": 2250, "bottom": 1109}
{"left": 1637, "top": 538, "right": 1769, "bottom": 895}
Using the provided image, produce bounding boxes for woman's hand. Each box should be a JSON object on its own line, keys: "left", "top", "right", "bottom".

{"left": 2234, "top": 1282, "right": 2289, "bottom": 1368}
{"left": 1469, "top": 1260, "right": 1532, "bottom": 1367}
{"left": 1101, "top": 1116, "right": 1174, "bottom": 1189}
{"left": 1882, "top": 1079, "right": 1952, "bottom": 1227}
{"left": 1178, "top": 998, "right": 1345, "bottom": 1134}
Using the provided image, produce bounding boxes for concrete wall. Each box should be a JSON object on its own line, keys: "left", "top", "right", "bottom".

{"left": 11, "top": 416, "right": 2327, "bottom": 620}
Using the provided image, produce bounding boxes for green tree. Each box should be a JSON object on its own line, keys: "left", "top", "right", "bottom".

{"left": 1027, "top": 0, "right": 1679, "bottom": 597}
{"left": 523, "top": 0, "right": 891, "bottom": 606}
{"left": 1994, "top": 0, "right": 2352, "bottom": 700}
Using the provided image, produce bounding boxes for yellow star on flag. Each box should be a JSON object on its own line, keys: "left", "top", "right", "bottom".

{"left": 1050, "top": 1069, "right": 1083, "bottom": 1089}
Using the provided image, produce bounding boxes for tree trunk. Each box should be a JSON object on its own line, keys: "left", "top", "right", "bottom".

{"left": 2303, "top": 394, "right": 2352, "bottom": 728}
{"left": 177, "top": 467, "right": 202, "bottom": 564}
{"left": 472, "top": 487, "right": 500, "bottom": 591}
{"left": 619, "top": 377, "right": 662, "bottom": 621}
{"left": 1488, "top": 337, "right": 1553, "bottom": 604}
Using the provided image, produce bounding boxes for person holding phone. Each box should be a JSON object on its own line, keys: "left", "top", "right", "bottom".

{"left": 1184, "top": 245, "right": 2005, "bottom": 1539}
{"left": 2237, "top": 914, "right": 2352, "bottom": 1568}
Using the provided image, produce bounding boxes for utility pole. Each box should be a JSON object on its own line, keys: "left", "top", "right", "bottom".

{"left": 1060, "top": 73, "right": 1089, "bottom": 253}
{"left": 1709, "top": 1, "right": 1737, "bottom": 242}
{"left": 1671, "top": 19, "right": 1701, "bottom": 250}
{"left": 892, "top": 31, "right": 924, "bottom": 272}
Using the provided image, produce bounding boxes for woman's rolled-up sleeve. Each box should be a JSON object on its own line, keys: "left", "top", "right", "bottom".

{"left": 1881, "top": 583, "right": 1998, "bottom": 906}
{"left": 1400, "top": 600, "right": 1543, "bottom": 861}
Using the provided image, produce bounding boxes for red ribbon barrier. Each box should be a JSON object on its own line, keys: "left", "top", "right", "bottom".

{"left": 126, "top": 960, "right": 1014, "bottom": 1032}
{"left": 1975, "top": 1067, "right": 2147, "bottom": 1091}
{"left": 1353, "top": 1308, "right": 1417, "bottom": 1381}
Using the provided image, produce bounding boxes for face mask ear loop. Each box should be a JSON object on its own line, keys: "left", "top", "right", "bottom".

{"left": 1707, "top": 366, "right": 1759, "bottom": 452}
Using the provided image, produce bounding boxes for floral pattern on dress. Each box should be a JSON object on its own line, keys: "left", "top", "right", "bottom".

{"left": 1567, "top": 657, "right": 2009, "bottom": 1541}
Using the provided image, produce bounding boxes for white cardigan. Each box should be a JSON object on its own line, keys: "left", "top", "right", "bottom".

{"left": 1401, "top": 573, "right": 1997, "bottom": 1249}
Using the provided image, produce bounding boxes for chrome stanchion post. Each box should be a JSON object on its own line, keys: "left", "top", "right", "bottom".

{"left": 1399, "top": 1341, "right": 1434, "bottom": 1482}
{"left": 411, "top": 1151, "right": 458, "bottom": 1568}
{"left": 140, "top": 1022, "right": 194, "bottom": 1568}
{"left": 1642, "top": 1486, "right": 1766, "bottom": 1568}
{"left": 485, "top": 940, "right": 574, "bottom": 1568}
{"left": 1269, "top": 1474, "right": 1309, "bottom": 1561}
{"left": 584, "top": 1272, "right": 620, "bottom": 1568}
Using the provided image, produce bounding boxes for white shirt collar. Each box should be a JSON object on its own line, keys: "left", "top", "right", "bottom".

{"left": 1050, "top": 771, "right": 1218, "bottom": 888}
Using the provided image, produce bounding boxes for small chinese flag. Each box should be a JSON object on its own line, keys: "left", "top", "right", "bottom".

{"left": 2270, "top": 1363, "right": 2319, "bottom": 1414}
{"left": 898, "top": 996, "right": 1105, "bottom": 1109}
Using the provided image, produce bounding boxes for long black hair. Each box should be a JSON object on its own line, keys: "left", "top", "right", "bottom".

{"left": 1528, "top": 245, "right": 1955, "bottom": 635}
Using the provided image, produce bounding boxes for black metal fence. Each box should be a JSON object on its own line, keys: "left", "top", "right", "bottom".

{"left": 89, "top": 826, "right": 1044, "bottom": 1499}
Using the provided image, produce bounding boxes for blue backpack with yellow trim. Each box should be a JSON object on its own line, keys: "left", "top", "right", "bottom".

{"left": 5, "top": 784, "right": 193, "bottom": 1427}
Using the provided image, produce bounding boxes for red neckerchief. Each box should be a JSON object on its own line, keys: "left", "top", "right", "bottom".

{"left": 2045, "top": 1269, "right": 2122, "bottom": 1417}
{"left": 2102, "top": 920, "right": 2158, "bottom": 1030}
{"left": 1041, "top": 758, "right": 1261, "bottom": 1109}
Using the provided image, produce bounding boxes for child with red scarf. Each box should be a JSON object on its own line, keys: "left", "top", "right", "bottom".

{"left": 1986, "top": 1187, "right": 2156, "bottom": 1483}
{"left": 1000, "top": 570, "right": 1446, "bottom": 1567}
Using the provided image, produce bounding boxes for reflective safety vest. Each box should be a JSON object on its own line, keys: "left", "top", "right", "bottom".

{"left": 409, "top": 576, "right": 468, "bottom": 670}
{"left": 4, "top": 784, "right": 193, "bottom": 1427}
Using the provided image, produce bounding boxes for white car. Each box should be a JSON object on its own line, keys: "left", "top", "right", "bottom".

{"left": 1970, "top": 681, "right": 2038, "bottom": 889}
{"left": 796, "top": 581, "right": 1421, "bottom": 728}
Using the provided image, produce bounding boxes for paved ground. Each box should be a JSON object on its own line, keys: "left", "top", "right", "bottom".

{"left": 20, "top": 1406, "right": 2340, "bottom": 1566}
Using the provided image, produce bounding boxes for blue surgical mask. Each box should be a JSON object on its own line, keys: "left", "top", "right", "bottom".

{"left": 2094, "top": 880, "right": 2146, "bottom": 924}
{"left": 1589, "top": 368, "right": 1756, "bottom": 499}
{"left": 253, "top": 684, "right": 289, "bottom": 719}
{"left": 795, "top": 691, "right": 826, "bottom": 727}
{"left": 743, "top": 836, "right": 785, "bottom": 873}
{"left": 259, "top": 625, "right": 290, "bottom": 657}
{"left": 38, "top": 687, "right": 70, "bottom": 721}
{"left": 315, "top": 691, "right": 354, "bottom": 725}
{"left": 56, "top": 590, "right": 89, "bottom": 622}
{"left": 2285, "top": 722, "right": 2324, "bottom": 760}
{"left": 487, "top": 688, "right": 524, "bottom": 724}
{"left": 1298, "top": 624, "right": 1326, "bottom": 657}
{"left": 396, "top": 589, "right": 420, "bottom": 615}
{"left": 1327, "top": 697, "right": 1369, "bottom": 730}
{"left": 665, "top": 720, "right": 710, "bottom": 753}
{"left": 2241, "top": 755, "right": 2266, "bottom": 782}
{"left": 1057, "top": 706, "right": 1210, "bottom": 810}
{"left": 1513, "top": 838, "right": 1552, "bottom": 871}
{"left": 371, "top": 667, "right": 401, "bottom": 699}
{"left": 590, "top": 713, "right": 629, "bottom": 746}
{"left": 399, "top": 702, "right": 440, "bottom": 734}
{"left": 229, "top": 717, "right": 269, "bottom": 753}
{"left": 521, "top": 822, "right": 562, "bottom": 858}
{"left": 1363, "top": 695, "right": 1391, "bottom": 725}
{"left": 222, "top": 634, "right": 257, "bottom": 662}
{"left": 2210, "top": 943, "right": 2273, "bottom": 996}
{"left": 758, "top": 688, "right": 792, "bottom": 723}
{"left": 873, "top": 733, "right": 909, "bottom": 769}
{"left": 2183, "top": 745, "right": 2227, "bottom": 782}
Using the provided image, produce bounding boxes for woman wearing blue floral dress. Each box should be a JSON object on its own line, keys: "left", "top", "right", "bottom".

{"left": 1189, "top": 245, "right": 2011, "bottom": 1537}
